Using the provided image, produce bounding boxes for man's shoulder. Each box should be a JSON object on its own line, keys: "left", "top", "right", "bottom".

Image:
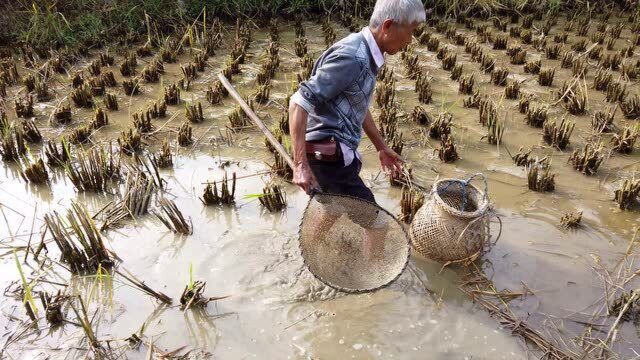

{"left": 328, "top": 32, "right": 366, "bottom": 58}
{"left": 322, "top": 32, "right": 371, "bottom": 68}
{"left": 334, "top": 32, "right": 365, "bottom": 49}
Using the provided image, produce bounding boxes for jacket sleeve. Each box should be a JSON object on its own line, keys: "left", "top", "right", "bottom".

{"left": 292, "top": 51, "right": 362, "bottom": 114}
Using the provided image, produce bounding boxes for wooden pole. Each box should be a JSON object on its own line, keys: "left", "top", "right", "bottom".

{"left": 217, "top": 73, "right": 295, "bottom": 170}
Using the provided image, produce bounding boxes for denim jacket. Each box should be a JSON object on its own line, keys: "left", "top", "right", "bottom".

{"left": 291, "top": 30, "right": 380, "bottom": 152}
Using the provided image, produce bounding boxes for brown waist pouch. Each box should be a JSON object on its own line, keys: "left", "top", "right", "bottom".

{"left": 306, "top": 137, "right": 341, "bottom": 162}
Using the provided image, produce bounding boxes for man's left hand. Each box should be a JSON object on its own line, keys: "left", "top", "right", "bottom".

{"left": 378, "top": 146, "right": 404, "bottom": 178}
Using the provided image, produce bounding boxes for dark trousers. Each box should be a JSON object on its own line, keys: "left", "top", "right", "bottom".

{"left": 307, "top": 145, "right": 376, "bottom": 205}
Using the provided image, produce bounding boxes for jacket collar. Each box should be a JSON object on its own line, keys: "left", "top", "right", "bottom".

{"left": 361, "top": 27, "right": 385, "bottom": 69}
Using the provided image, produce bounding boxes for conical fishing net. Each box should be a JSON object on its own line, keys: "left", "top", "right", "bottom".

{"left": 299, "top": 192, "right": 410, "bottom": 292}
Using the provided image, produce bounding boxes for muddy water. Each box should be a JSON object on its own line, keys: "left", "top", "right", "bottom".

{"left": 1, "top": 14, "right": 639, "bottom": 359}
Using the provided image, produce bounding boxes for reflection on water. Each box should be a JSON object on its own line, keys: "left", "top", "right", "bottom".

{"left": 0, "top": 153, "right": 532, "bottom": 359}
{"left": 70, "top": 267, "right": 115, "bottom": 309}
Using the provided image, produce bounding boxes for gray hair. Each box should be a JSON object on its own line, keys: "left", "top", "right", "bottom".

{"left": 369, "top": 0, "right": 426, "bottom": 28}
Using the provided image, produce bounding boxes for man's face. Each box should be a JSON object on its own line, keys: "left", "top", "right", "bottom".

{"left": 382, "top": 21, "right": 420, "bottom": 55}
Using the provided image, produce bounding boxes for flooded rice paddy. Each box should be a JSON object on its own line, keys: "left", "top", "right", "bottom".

{"left": 1, "top": 10, "right": 639, "bottom": 359}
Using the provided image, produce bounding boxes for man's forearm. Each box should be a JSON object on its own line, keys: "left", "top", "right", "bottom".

{"left": 289, "top": 102, "right": 309, "bottom": 166}
{"left": 362, "top": 110, "right": 388, "bottom": 151}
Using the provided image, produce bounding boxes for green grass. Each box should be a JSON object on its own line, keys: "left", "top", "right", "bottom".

{"left": 188, "top": 263, "right": 194, "bottom": 290}
{"left": 2, "top": 0, "right": 347, "bottom": 51}
{"left": 3, "top": 0, "right": 637, "bottom": 52}
{"left": 545, "top": 0, "right": 561, "bottom": 12}
{"left": 87, "top": 263, "right": 113, "bottom": 305}
{"left": 424, "top": 0, "right": 632, "bottom": 17}
{"left": 12, "top": 0, "right": 179, "bottom": 51}
{"left": 14, "top": 250, "right": 38, "bottom": 318}
{"left": 182, "top": 0, "right": 337, "bottom": 18}
{"left": 22, "top": 4, "right": 74, "bottom": 50}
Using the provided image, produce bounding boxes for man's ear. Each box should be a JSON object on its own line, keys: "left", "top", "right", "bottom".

{"left": 381, "top": 19, "right": 394, "bottom": 33}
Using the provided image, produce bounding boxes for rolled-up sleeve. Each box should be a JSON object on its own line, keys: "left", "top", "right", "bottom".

{"left": 291, "top": 51, "right": 361, "bottom": 114}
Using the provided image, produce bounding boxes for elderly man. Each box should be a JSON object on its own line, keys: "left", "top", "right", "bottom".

{"left": 288, "top": 0, "right": 425, "bottom": 259}
{"left": 289, "top": 0, "right": 425, "bottom": 201}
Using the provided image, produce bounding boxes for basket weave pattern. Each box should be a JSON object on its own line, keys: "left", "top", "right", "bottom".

{"left": 409, "top": 179, "right": 490, "bottom": 262}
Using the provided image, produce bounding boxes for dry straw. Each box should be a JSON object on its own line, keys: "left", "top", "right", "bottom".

{"left": 201, "top": 171, "right": 236, "bottom": 206}
{"left": 569, "top": 141, "right": 606, "bottom": 175}
{"left": 527, "top": 161, "right": 555, "bottom": 192}
{"left": 20, "top": 157, "right": 49, "bottom": 184}
{"left": 612, "top": 125, "right": 638, "bottom": 154}
{"left": 450, "top": 63, "right": 463, "bottom": 80}
{"left": 91, "top": 107, "right": 109, "bottom": 129}
{"left": 592, "top": 106, "right": 617, "bottom": 133}
{"left": 412, "top": 106, "right": 431, "bottom": 126}
{"left": 88, "top": 76, "right": 105, "bottom": 96}
{"left": 21, "top": 119, "right": 42, "bottom": 143}
{"left": 45, "top": 202, "right": 114, "bottom": 274}
{"left": 464, "top": 90, "right": 483, "bottom": 108}
{"left": 101, "top": 71, "right": 117, "bottom": 87}
{"left": 523, "top": 59, "right": 541, "bottom": 74}
{"left": 594, "top": 67, "right": 612, "bottom": 91}
{"left": 185, "top": 102, "right": 204, "bottom": 123}
{"left": 429, "top": 112, "right": 452, "bottom": 140}
{"left": 132, "top": 112, "right": 153, "bottom": 133}
{"left": 416, "top": 73, "right": 432, "bottom": 104}
{"left": 45, "top": 138, "right": 71, "bottom": 166}
{"left": 436, "top": 134, "right": 459, "bottom": 163}
{"left": 458, "top": 74, "right": 475, "bottom": 94}
{"left": 122, "top": 79, "right": 140, "bottom": 95}
{"left": 155, "top": 197, "right": 192, "bottom": 235}
{"left": 621, "top": 95, "right": 640, "bottom": 119}
{"left": 399, "top": 185, "right": 425, "bottom": 223}
{"left": 66, "top": 145, "right": 121, "bottom": 192}
{"left": 605, "top": 81, "right": 626, "bottom": 103}
{"left": 560, "top": 51, "right": 574, "bottom": 68}
{"left": 104, "top": 93, "right": 118, "bottom": 110}
{"left": 510, "top": 49, "right": 527, "bottom": 65}
{"left": 101, "top": 170, "right": 156, "bottom": 230}
{"left": 178, "top": 122, "right": 193, "bottom": 146}
{"left": 155, "top": 139, "right": 173, "bottom": 168}
{"left": 206, "top": 82, "right": 223, "bottom": 105}
{"left": 15, "top": 95, "right": 34, "bottom": 118}
{"left": 538, "top": 67, "right": 555, "bottom": 86}
{"left": 504, "top": 81, "right": 520, "bottom": 99}
{"left": 119, "top": 53, "right": 137, "bottom": 77}
{"left": 118, "top": 128, "right": 143, "bottom": 155}
{"left": 485, "top": 114, "right": 504, "bottom": 145}
{"left": 510, "top": 147, "right": 547, "bottom": 167}
{"left": 560, "top": 211, "right": 582, "bottom": 228}
{"left": 545, "top": 44, "right": 561, "bottom": 59}
{"left": 69, "top": 126, "right": 91, "bottom": 144}
{"left": 253, "top": 83, "right": 271, "bottom": 104}
{"left": 490, "top": 67, "right": 508, "bottom": 86}
{"left": 259, "top": 183, "right": 287, "bottom": 212}
{"left": 614, "top": 178, "right": 640, "bottom": 210}
{"left": 543, "top": 117, "right": 574, "bottom": 150}
{"left": 0, "top": 128, "right": 27, "bottom": 162}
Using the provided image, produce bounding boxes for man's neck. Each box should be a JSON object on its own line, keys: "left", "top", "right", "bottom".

{"left": 369, "top": 26, "right": 386, "bottom": 54}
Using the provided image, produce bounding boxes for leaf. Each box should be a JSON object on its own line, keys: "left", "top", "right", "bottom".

{"left": 14, "top": 250, "right": 38, "bottom": 316}
{"left": 242, "top": 193, "right": 266, "bottom": 199}
{"left": 188, "top": 263, "right": 194, "bottom": 291}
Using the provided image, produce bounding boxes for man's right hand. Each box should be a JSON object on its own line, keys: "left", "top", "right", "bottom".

{"left": 293, "top": 161, "right": 319, "bottom": 195}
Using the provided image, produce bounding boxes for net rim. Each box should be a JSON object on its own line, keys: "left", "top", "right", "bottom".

{"left": 432, "top": 178, "right": 489, "bottom": 218}
{"left": 298, "top": 191, "right": 411, "bottom": 293}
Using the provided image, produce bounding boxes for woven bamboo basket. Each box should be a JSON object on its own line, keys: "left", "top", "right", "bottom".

{"left": 409, "top": 177, "right": 490, "bottom": 262}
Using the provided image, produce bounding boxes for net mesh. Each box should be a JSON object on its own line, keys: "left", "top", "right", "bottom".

{"left": 299, "top": 193, "right": 410, "bottom": 292}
